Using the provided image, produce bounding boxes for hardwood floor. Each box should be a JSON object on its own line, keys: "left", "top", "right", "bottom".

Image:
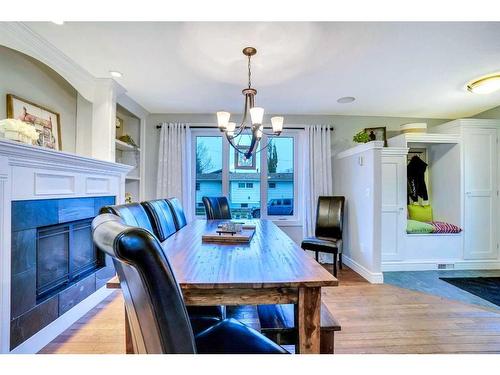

{"left": 40, "top": 266, "right": 500, "bottom": 354}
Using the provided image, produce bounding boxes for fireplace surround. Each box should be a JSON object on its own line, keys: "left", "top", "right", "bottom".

{"left": 10, "top": 196, "right": 115, "bottom": 349}
{"left": 0, "top": 138, "right": 131, "bottom": 353}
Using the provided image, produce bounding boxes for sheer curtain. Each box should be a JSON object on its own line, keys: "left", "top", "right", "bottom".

{"left": 156, "top": 122, "right": 193, "bottom": 219}
{"left": 303, "top": 125, "right": 334, "bottom": 238}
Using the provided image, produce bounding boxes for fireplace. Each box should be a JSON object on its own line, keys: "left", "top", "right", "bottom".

{"left": 10, "top": 196, "right": 116, "bottom": 349}
{"left": 36, "top": 219, "right": 104, "bottom": 301}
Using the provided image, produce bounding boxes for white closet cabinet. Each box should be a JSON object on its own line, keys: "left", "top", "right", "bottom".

{"left": 463, "top": 127, "right": 498, "bottom": 260}
{"left": 436, "top": 119, "right": 500, "bottom": 261}
{"left": 380, "top": 150, "right": 407, "bottom": 261}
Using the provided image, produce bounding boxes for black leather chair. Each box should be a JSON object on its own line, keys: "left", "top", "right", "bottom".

{"left": 92, "top": 213, "right": 287, "bottom": 354}
{"left": 301, "top": 196, "right": 345, "bottom": 277}
{"left": 166, "top": 197, "right": 187, "bottom": 230}
{"left": 139, "top": 199, "right": 225, "bottom": 320}
{"left": 141, "top": 199, "right": 177, "bottom": 242}
{"left": 202, "top": 196, "right": 232, "bottom": 220}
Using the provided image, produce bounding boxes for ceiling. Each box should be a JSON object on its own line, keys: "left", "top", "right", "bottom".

{"left": 24, "top": 22, "right": 500, "bottom": 118}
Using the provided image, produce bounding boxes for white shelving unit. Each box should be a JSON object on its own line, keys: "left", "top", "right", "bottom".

{"left": 115, "top": 103, "right": 144, "bottom": 202}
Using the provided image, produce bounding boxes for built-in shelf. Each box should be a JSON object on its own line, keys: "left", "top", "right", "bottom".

{"left": 115, "top": 139, "right": 140, "bottom": 152}
{"left": 126, "top": 176, "right": 141, "bottom": 181}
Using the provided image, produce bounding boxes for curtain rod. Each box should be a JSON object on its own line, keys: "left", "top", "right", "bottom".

{"left": 156, "top": 124, "right": 334, "bottom": 130}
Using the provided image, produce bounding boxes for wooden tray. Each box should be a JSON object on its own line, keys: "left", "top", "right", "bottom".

{"left": 202, "top": 229, "right": 255, "bottom": 244}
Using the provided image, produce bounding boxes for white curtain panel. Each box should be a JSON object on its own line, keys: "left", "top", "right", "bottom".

{"left": 303, "top": 125, "right": 334, "bottom": 238}
{"left": 156, "top": 122, "right": 193, "bottom": 220}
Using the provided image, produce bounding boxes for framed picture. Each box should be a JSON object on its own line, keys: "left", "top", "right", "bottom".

{"left": 6, "top": 94, "right": 62, "bottom": 150}
{"left": 364, "top": 126, "right": 387, "bottom": 146}
{"left": 234, "top": 147, "right": 256, "bottom": 170}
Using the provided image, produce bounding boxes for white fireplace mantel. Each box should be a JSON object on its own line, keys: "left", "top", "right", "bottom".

{"left": 0, "top": 138, "right": 132, "bottom": 353}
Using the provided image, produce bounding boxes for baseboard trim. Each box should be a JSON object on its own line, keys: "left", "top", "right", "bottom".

{"left": 10, "top": 286, "right": 113, "bottom": 354}
{"left": 342, "top": 255, "right": 384, "bottom": 284}
{"left": 382, "top": 260, "right": 500, "bottom": 272}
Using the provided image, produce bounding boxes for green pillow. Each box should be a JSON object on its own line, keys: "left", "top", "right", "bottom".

{"left": 407, "top": 219, "right": 434, "bottom": 234}
{"left": 407, "top": 204, "right": 433, "bottom": 222}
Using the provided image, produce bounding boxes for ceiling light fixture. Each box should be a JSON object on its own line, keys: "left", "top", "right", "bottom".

{"left": 216, "top": 47, "right": 284, "bottom": 160}
{"left": 467, "top": 73, "right": 500, "bottom": 94}
{"left": 52, "top": 21, "right": 64, "bottom": 25}
{"left": 109, "top": 71, "right": 123, "bottom": 78}
{"left": 337, "top": 96, "right": 356, "bottom": 104}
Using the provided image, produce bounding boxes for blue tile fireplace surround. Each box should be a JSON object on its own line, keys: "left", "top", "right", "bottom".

{"left": 10, "top": 196, "right": 115, "bottom": 350}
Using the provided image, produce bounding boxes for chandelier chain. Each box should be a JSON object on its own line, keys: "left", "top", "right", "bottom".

{"left": 248, "top": 55, "right": 251, "bottom": 88}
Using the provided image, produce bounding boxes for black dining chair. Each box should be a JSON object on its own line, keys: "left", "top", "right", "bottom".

{"left": 301, "top": 196, "right": 345, "bottom": 277}
{"left": 166, "top": 197, "right": 187, "bottom": 230}
{"left": 202, "top": 196, "right": 232, "bottom": 219}
{"left": 92, "top": 213, "right": 288, "bottom": 354}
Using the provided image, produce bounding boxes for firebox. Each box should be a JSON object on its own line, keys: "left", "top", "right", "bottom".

{"left": 36, "top": 218, "right": 104, "bottom": 301}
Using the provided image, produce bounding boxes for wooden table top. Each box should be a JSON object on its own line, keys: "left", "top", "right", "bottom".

{"left": 159, "top": 219, "right": 337, "bottom": 290}
{"left": 107, "top": 219, "right": 337, "bottom": 290}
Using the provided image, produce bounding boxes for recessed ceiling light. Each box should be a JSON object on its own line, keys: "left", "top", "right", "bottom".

{"left": 52, "top": 21, "right": 64, "bottom": 25}
{"left": 109, "top": 71, "right": 123, "bottom": 78}
{"left": 337, "top": 96, "right": 356, "bottom": 104}
{"left": 467, "top": 73, "right": 500, "bottom": 94}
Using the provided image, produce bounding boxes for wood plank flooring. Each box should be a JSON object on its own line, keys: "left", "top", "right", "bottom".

{"left": 40, "top": 266, "right": 500, "bottom": 354}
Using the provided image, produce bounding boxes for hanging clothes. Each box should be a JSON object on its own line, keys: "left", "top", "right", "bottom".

{"left": 407, "top": 155, "right": 428, "bottom": 202}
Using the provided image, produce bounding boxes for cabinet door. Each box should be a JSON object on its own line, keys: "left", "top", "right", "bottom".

{"left": 381, "top": 156, "right": 406, "bottom": 261}
{"left": 464, "top": 128, "right": 498, "bottom": 260}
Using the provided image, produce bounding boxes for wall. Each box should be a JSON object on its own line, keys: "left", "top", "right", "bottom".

{"left": 146, "top": 113, "right": 449, "bottom": 202}
{"left": 0, "top": 45, "right": 88, "bottom": 154}
{"left": 334, "top": 143, "right": 384, "bottom": 283}
{"left": 472, "top": 104, "right": 500, "bottom": 119}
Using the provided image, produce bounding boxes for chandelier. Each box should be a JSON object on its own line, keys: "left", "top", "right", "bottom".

{"left": 216, "top": 47, "right": 284, "bottom": 160}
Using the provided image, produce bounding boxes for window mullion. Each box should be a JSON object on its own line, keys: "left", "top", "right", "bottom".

{"left": 260, "top": 134, "right": 268, "bottom": 219}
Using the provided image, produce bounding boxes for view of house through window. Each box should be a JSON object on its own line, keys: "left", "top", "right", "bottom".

{"left": 195, "top": 136, "right": 222, "bottom": 216}
{"left": 229, "top": 135, "right": 261, "bottom": 218}
{"left": 266, "top": 137, "right": 294, "bottom": 217}
{"left": 194, "top": 132, "right": 297, "bottom": 220}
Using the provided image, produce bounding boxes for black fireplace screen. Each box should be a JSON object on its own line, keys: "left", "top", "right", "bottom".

{"left": 36, "top": 218, "right": 103, "bottom": 301}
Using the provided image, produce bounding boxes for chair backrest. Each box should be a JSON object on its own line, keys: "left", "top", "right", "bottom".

{"left": 202, "top": 196, "right": 232, "bottom": 220}
{"left": 100, "top": 203, "right": 155, "bottom": 234}
{"left": 166, "top": 197, "right": 187, "bottom": 230}
{"left": 315, "top": 196, "right": 345, "bottom": 240}
{"left": 141, "top": 199, "right": 177, "bottom": 241}
{"left": 92, "top": 213, "right": 196, "bottom": 354}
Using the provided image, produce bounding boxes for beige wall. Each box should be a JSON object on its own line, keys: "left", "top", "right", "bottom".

{"left": 472, "top": 105, "right": 500, "bottom": 119}
{"left": 0, "top": 45, "right": 87, "bottom": 153}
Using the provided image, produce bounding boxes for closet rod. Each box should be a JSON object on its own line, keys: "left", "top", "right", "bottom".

{"left": 156, "top": 124, "right": 334, "bottom": 130}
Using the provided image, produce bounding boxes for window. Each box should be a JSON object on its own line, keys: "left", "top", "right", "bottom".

{"left": 266, "top": 137, "right": 294, "bottom": 217}
{"left": 191, "top": 129, "right": 300, "bottom": 222}
{"left": 194, "top": 136, "right": 222, "bottom": 216}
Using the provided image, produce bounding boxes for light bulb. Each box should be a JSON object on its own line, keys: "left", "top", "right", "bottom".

{"left": 226, "top": 122, "right": 236, "bottom": 136}
{"left": 250, "top": 107, "right": 264, "bottom": 125}
{"left": 271, "top": 116, "right": 284, "bottom": 133}
{"left": 217, "top": 111, "right": 230, "bottom": 130}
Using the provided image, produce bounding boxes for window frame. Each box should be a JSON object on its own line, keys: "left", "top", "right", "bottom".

{"left": 190, "top": 127, "right": 302, "bottom": 226}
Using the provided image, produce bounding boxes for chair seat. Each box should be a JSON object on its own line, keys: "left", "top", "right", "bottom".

{"left": 195, "top": 318, "right": 288, "bottom": 354}
{"left": 190, "top": 317, "right": 221, "bottom": 335}
{"left": 301, "top": 237, "right": 339, "bottom": 254}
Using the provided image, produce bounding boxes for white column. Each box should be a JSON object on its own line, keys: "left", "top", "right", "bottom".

{"left": 91, "top": 79, "right": 124, "bottom": 162}
{"left": 0, "top": 156, "right": 11, "bottom": 353}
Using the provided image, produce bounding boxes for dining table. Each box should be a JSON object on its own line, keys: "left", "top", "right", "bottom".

{"left": 107, "top": 219, "right": 338, "bottom": 354}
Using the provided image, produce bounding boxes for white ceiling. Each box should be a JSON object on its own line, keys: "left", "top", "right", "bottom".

{"left": 25, "top": 22, "right": 500, "bottom": 118}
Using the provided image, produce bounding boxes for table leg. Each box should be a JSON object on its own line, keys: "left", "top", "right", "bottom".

{"left": 124, "top": 308, "right": 134, "bottom": 354}
{"left": 297, "top": 286, "right": 321, "bottom": 354}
